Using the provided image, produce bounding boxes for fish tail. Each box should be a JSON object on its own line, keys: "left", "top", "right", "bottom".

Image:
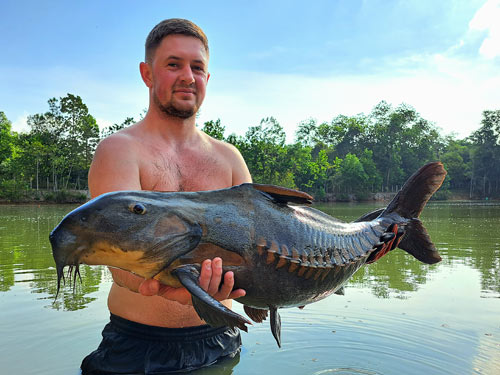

{"left": 381, "top": 162, "right": 447, "bottom": 264}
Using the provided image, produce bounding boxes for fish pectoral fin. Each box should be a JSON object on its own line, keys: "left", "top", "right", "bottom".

{"left": 172, "top": 265, "right": 251, "bottom": 332}
{"left": 243, "top": 305, "right": 268, "bottom": 323}
{"left": 270, "top": 306, "right": 282, "bottom": 348}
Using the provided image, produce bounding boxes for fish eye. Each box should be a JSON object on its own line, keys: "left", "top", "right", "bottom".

{"left": 130, "top": 203, "right": 147, "bottom": 215}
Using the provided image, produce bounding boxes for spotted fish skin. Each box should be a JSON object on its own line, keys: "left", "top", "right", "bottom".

{"left": 199, "top": 188, "right": 395, "bottom": 309}
{"left": 50, "top": 162, "right": 446, "bottom": 347}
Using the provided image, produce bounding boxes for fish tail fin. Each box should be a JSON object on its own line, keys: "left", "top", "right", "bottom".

{"left": 381, "top": 162, "right": 447, "bottom": 264}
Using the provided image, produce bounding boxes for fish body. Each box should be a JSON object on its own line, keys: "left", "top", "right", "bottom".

{"left": 50, "top": 162, "right": 446, "bottom": 346}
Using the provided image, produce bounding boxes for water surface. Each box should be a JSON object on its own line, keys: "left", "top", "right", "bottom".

{"left": 0, "top": 202, "right": 498, "bottom": 374}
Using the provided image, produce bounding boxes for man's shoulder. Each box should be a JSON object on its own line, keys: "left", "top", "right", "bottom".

{"left": 200, "top": 133, "right": 251, "bottom": 184}
{"left": 96, "top": 126, "right": 141, "bottom": 154}
{"left": 202, "top": 133, "right": 241, "bottom": 159}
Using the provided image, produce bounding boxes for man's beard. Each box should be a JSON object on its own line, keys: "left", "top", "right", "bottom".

{"left": 153, "top": 92, "right": 198, "bottom": 119}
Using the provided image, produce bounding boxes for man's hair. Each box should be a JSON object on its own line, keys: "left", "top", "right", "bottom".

{"left": 145, "top": 18, "right": 209, "bottom": 62}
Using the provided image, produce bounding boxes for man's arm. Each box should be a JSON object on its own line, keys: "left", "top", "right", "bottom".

{"left": 89, "top": 134, "right": 142, "bottom": 197}
{"left": 89, "top": 134, "right": 160, "bottom": 295}
{"left": 229, "top": 144, "right": 252, "bottom": 185}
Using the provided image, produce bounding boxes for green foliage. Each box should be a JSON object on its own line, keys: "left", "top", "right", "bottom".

{"left": 1, "top": 96, "right": 499, "bottom": 201}
{"left": 237, "top": 117, "right": 293, "bottom": 186}
{"left": 2, "top": 94, "right": 100, "bottom": 194}
{"left": 0, "top": 112, "right": 14, "bottom": 167}
{"left": 0, "top": 179, "right": 30, "bottom": 201}
{"left": 331, "top": 154, "right": 369, "bottom": 196}
{"left": 43, "top": 190, "right": 87, "bottom": 203}
{"left": 101, "top": 117, "right": 135, "bottom": 138}
{"left": 468, "top": 110, "right": 500, "bottom": 198}
{"left": 201, "top": 119, "right": 225, "bottom": 140}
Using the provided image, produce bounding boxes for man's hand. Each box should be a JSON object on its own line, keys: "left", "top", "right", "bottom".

{"left": 138, "top": 257, "right": 246, "bottom": 305}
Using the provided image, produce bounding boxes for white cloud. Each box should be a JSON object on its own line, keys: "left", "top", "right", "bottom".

{"left": 95, "top": 118, "right": 114, "bottom": 130}
{"left": 201, "top": 50, "right": 500, "bottom": 142}
{"left": 469, "top": 0, "right": 500, "bottom": 58}
{"left": 11, "top": 112, "right": 30, "bottom": 134}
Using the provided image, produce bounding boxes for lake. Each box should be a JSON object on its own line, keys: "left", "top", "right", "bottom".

{"left": 0, "top": 201, "right": 499, "bottom": 374}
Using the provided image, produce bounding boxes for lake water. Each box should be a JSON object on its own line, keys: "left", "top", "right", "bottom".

{"left": 0, "top": 202, "right": 498, "bottom": 374}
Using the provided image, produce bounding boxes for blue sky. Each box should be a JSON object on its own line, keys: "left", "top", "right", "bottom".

{"left": 2, "top": 0, "right": 500, "bottom": 141}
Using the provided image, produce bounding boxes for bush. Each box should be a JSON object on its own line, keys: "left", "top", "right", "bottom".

{"left": 0, "top": 180, "right": 30, "bottom": 202}
{"left": 355, "top": 190, "right": 372, "bottom": 201}
{"left": 432, "top": 189, "right": 450, "bottom": 201}
{"left": 43, "top": 190, "right": 87, "bottom": 203}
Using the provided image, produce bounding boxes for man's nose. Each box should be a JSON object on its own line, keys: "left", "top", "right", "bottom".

{"left": 179, "top": 66, "right": 195, "bottom": 84}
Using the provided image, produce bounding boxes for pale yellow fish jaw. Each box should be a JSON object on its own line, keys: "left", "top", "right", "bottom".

{"left": 79, "top": 241, "right": 165, "bottom": 279}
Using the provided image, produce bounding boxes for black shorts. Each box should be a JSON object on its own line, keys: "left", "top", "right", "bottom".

{"left": 81, "top": 314, "right": 242, "bottom": 374}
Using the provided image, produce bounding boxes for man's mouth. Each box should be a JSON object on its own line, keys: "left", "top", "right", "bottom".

{"left": 173, "top": 88, "right": 196, "bottom": 95}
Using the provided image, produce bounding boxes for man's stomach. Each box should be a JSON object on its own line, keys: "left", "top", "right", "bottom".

{"left": 107, "top": 282, "right": 232, "bottom": 327}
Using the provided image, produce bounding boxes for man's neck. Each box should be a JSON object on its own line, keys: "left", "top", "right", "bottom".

{"left": 142, "top": 106, "right": 199, "bottom": 145}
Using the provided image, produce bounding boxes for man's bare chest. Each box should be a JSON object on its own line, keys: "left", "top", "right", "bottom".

{"left": 139, "top": 152, "right": 232, "bottom": 192}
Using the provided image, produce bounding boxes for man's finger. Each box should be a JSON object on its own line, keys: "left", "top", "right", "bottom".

{"left": 138, "top": 279, "right": 160, "bottom": 296}
{"left": 198, "top": 259, "right": 212, "bottom": 291}
{"left": 228, "top": 288, "right": 246, "bottom": 300}
{"left": 216, "top": 270, "right": 235, "bottom": 300}
{"left": 207, "top": 257, "right": 223, "bottom": 295}
{"left": 214, "top": 271, "right": 246, "bottom": 301}
{"left": 157, "top": 285, "right": 192, "bottom": 305}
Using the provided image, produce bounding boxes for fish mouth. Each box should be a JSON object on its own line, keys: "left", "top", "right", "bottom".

{"left": 50, "top": 225, "right": 82, "bottom": 298}
{"left": 51, "top": 225, "right": 203, "bottom": 298}
{"left": 52, "top": 241, "right": 89, "bottom": 299}
{"left": 55, "top": 264, "right": 82, "bottom": 299}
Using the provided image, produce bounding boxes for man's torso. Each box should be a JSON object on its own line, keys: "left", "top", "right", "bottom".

{"left": 108, "top": 126, "right": 235, "bottom": 327}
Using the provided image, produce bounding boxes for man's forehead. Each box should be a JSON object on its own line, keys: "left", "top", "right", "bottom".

{"left": 157, "top": 34, "right": 208, "bottom": 61}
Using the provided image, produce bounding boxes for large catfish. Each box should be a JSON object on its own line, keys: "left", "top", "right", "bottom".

{"left": 50, "top": 162, "right": 446, "bottom": 347}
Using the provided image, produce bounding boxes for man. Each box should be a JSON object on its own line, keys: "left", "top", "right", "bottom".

{"left": 81, "top": 18, "right": 252, "bottom": 374}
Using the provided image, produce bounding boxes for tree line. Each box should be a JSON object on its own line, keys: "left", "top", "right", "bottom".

{"left": 1, "top": 93, "right": 499, "bottom": 202}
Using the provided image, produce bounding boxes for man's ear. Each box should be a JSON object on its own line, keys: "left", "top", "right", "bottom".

{"left": 207, "top": 72, "right": 210, "bottom": 83}
{"left": 140, "top": 62, "right": 153, "bottom": 87}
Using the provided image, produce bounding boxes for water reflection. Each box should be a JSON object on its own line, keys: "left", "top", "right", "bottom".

{"left": 0, "top": 204, "right": 108, "bottom": 310}
{"left": 0, "top": 202, "right": 499, "bottom": 375}
{"left": 316, "top": 201, "right": 500, "bottom": 299}
{"left": 0, "top": 202, "right": 499, "bottom": 310}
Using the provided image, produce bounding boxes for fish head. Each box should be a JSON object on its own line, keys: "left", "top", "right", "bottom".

{"left": 49, "top": 190, "right": 203, "bottom": 293}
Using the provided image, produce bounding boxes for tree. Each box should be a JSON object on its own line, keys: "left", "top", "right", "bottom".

{"left": 239, "top": 117, "right": 292, "bottom": 186}
{"left": 469, "top": 110, "right": 500, "bottom": 197}
{"left": 326, "top": 114, "right": 369, "bottom": 158}
{"left": 201, "top": 119, "right": 225, "bottom": 140}
{"left": 0, "top": 112, "right": 14, "bottom": 167}
{"left": 295, "top": 118, "right": 318, "bottom": 147}
{"left": 359, "top": 149, "right": 382, "bottom": 192}
{"left": 366, "top": 101, "right": 441, "bottom": 191}
{"left": 331, "top": 153, "right": 369, "bottom": 197}
{"left": 25, "top": 94, "right": 99, "bottom": 190}
{"left": 101, "top": 117, "right": 135, "bottom": 138}
{"left": 441, "top": 138, "right": 471, "bottom": 191}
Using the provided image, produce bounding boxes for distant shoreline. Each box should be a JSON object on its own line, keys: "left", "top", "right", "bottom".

{"left": 0, "top": 190, "right": 496, "bottom": 205}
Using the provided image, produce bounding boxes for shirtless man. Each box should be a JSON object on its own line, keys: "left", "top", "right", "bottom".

{"left": 81, "top": 19, "right": 252, "bottom": 374}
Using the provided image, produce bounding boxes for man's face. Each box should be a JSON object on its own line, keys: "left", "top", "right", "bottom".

{"left": 146, "top": 34, "right": 209, "bottom": 119}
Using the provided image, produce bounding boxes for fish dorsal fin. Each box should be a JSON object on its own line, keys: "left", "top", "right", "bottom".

{"left": 353, "top": 208, "right": 385, "bottom": 223}
{"left": 246, "top": 183, "right": 313, "bottom": 205}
